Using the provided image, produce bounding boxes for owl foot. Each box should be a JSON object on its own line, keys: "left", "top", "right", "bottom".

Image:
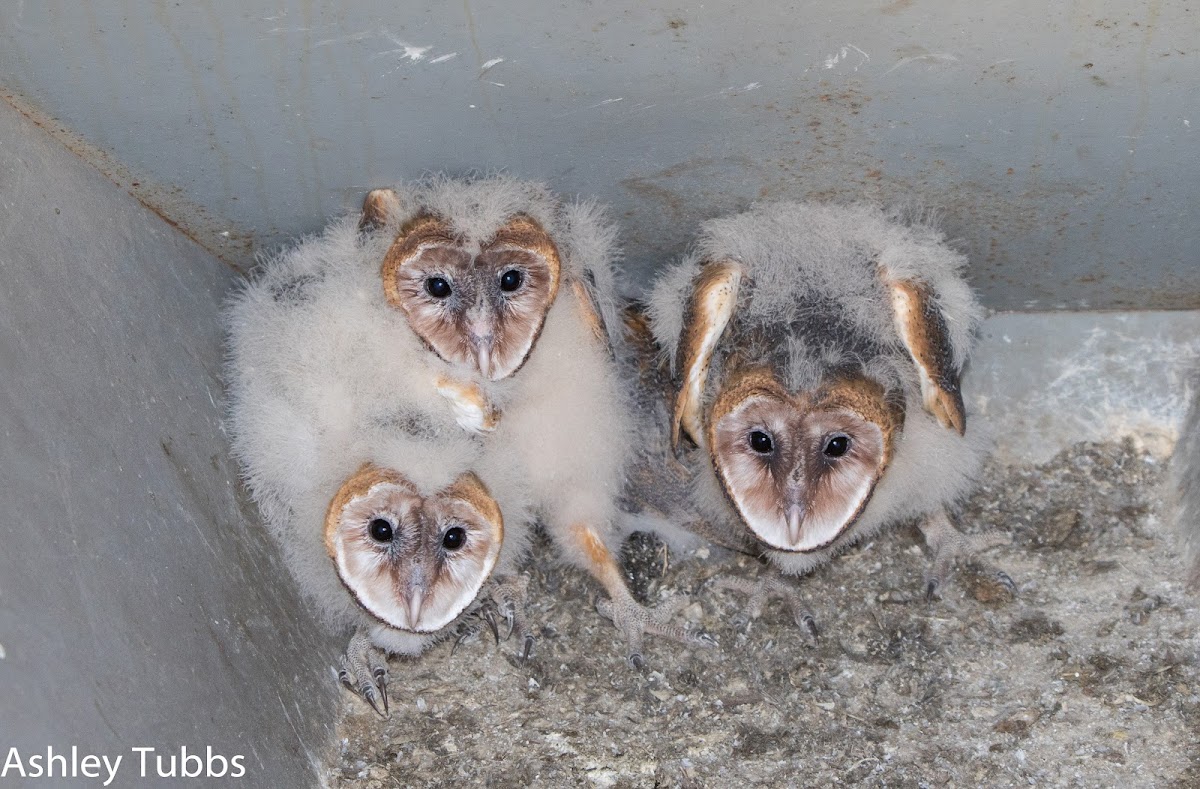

{"left": 710, "top": 574, "right": 819, "bottom": 644}
{"left": 596, "top": 591, "right": 716, "bottom": 669}
{"left": 450, "top": 603, "right": 502, "bottom": 654}
{"left": 491, "top": 573, "right": 536, "bottom": 661}
{"left": 919, "top": 509, "right": 1014, "bottom": 601}
{"left": 451, "top": 574, "right": 536, "bottom": 661}
{"left": 338, "top": 630, "right": 389, "bottom": 718}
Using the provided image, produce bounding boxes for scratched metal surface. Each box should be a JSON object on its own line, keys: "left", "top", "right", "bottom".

{"left": 0, "top": 96, "right": 337, "bottom": 785}
{"left": 0, "top": 0, "right": 1195, "bottom": 309}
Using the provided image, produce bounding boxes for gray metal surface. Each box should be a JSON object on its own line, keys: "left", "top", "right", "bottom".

{"left": 1, "top": 1, "right": 1196, "bottom": 309}
{"left": 967, "top": 310, "right": 1200, "bottom": 464}
{"left": 0, "top": 98, "right": 336, "bottom": 786}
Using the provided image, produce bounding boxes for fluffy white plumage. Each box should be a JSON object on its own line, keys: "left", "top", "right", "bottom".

{"left": 645, "top": 201, "right": 997, "bottom": 588}
{"left": 363, "top": 176, "right": 631, "bottom": 559}
{"left": 225, "top": 213, "right": 532, "bottom": 661}
{"left": 229, "top": 172, "right": 702, "bottom": 683}
{"left": 363, "top": 175, "right": 707, "bottom": 663}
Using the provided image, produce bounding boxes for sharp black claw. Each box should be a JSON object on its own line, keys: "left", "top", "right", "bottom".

{"left": 338, "top": 668, "right": 354, "bottom": 692}
{"left": 628, "top": 653, "right": 645, "bottom": 670}
{"left": 925, "top": 579, "right": 940, "bottom": 602}
{"left": 451, "top": 628, "right": 473, "bottom": 656}
{"left": 362, "top": 685, "right": 385, "bottom": 718}
{"left": 482, "top": 608, "right": 500, "bottom": 645}
{"left": 520, "top": 635, "right": 534, "bottom": 662}
{"left": 504, "top": 611, "right": 516, "bottom": 641}
{"left": 374, "top": 668, "right": 389, "bottom": 716}
{"left": 997, "top": 571, "right": 1017, "bottom": 596}
{"left": 803, "top": 616, "right": 820, "bottom": 644}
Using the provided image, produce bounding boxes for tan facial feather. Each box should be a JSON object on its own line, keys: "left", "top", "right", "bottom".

{"left": 325, "top": 464, "right": 504, "bottom": 634}
{"left": 470, "top": 214, "right": 561, "bottom": 379}
{"left": 483, "top": 214, "right": 562, "bottom": 304}
{"left": 380, "top": 213, "right": 460, "bottom": 309}
{"left": 672, "top": 259, "right": 743, "bottom": 453}
{"left": 470, "top": 248, "right": 553, "bottom": 379}
{"left": 707, "top": 370, "right": 899, "bottom": 553}
{"left": 359, "top": 188, "right": 402, "bottom": 232}
{"left": 885, "top": 277, "right": 966, "bottom": 434}
{"left": 442, "top": 471, "right": 504, "bottom": 540}
{"left": 324, "top": 463, "right": 415, "bottom": 558}
{"left": 433, "top": 471, "right": 505, "bottom": 595}
{"left": 570, "top": 278, "right": 610, "bottom": 349}
{"left": 380, "top": 212, "right": 561, "bottom": 380}
{"left": 816, "top": 377, "right": 905, "bottom": 466}
{"left": 433, "top": 374, "right": 501, "bottom": 433}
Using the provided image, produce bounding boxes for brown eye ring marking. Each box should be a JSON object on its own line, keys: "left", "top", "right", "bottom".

{"left": 442, "top": 472, "right": 504, "bottom": 545}
{"left": 483, "top": 214, "right": 561, "bottom": 301}
{"left": 815, "top": 378, "right": 904, "bottom": 469}
{"left": 324, "top": 464, "right": 419, "bottom": 558}
{"left": 381, "top": 213, "right": 460, "bottom": 309}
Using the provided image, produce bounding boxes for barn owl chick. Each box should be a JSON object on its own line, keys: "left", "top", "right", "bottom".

{"left": 225, "top": 212, "right": 532, "bottom": 715}
{"left": 359, "top": 175, "right": 710, "bottom": 666}
{"left": 646, "top": 201, "right": 1011, "bottom": 619}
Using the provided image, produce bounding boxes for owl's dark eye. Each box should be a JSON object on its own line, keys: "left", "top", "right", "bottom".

{"left": 425, "top": 277, "right": 452, "bottom": 299}
{"left": 748, "top": 430, "right": 774, "bottom": 454}
{"left": 823, "top": 434, "right": 851, "bottom": 458}
{"left": 442, "top": 526, "right": 467, "bottom": 551}
{"left": 499, "top": 269, "right": 523, "bottom": 292}
{"left": 368, "top": 518, "right": 394, "bottom": 543}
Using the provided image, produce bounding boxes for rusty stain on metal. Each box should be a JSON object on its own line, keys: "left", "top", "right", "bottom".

{"left": 0, "top": 87, "right": 253, "bottom": 277}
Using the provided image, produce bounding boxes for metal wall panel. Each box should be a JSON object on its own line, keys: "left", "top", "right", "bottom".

{"left": 2, "top": 1, "right": 1195, "bottom": 309}
{"left": 0, "top": 97, "right": 336, "bottom": 787}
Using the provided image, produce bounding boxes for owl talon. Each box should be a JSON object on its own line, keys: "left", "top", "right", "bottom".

{"left": 596, "top": 592, "right": 713, "bottom": 667}
{"left": 482, "top": 607, "right": 501, "bottom": 645}
{"left": 801, "top": 613, "right": 820, "bottom": 644}
{"left": 488, "top": 573, "right": 536, "bottom": 660}
{"left": 361, "top": 684, "right": 385, "bottom": 717}
{"left": 339, "top": 631, "right": 390, "bottom": 719}
{"left": 711, "top": 575, "right": 818, "bottom": 645}
{"left": 519, "top": 634, "right": 535, "bottom": 662}
{"left": 372, "top": 667, "right": 389, "bottom": 716}
{"left": 919, "top": 509, "right": 1013, "bottom": 602}
{"left": 452, "top": 619, "right": 493, "bottom": 655}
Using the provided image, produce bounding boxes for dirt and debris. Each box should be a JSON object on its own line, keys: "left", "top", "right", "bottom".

{"left": 326, "top": 440, "right": 1199, "bottom": 787}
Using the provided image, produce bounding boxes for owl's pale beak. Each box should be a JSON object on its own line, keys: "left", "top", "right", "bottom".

{"left": 406, "top": 588, "right": 425, "bottom": 628}
{"left": 466, "top": 308, "right": 497, "bottom": 378}
{"left": 785, "top": 501, "right": 805, "bottom": 547}
{"left": 472, "top": 339, "right": 493, "bottom": 379}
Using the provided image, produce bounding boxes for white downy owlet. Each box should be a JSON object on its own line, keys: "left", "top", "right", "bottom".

{"left": 226, "top": 206, "right": 534, "bottom": 715}
{"left": 358, "top": 176, "right": 710, "bottom": 668}
{"left": 643, "top": 201, "right": 1011, "bottom": 626}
